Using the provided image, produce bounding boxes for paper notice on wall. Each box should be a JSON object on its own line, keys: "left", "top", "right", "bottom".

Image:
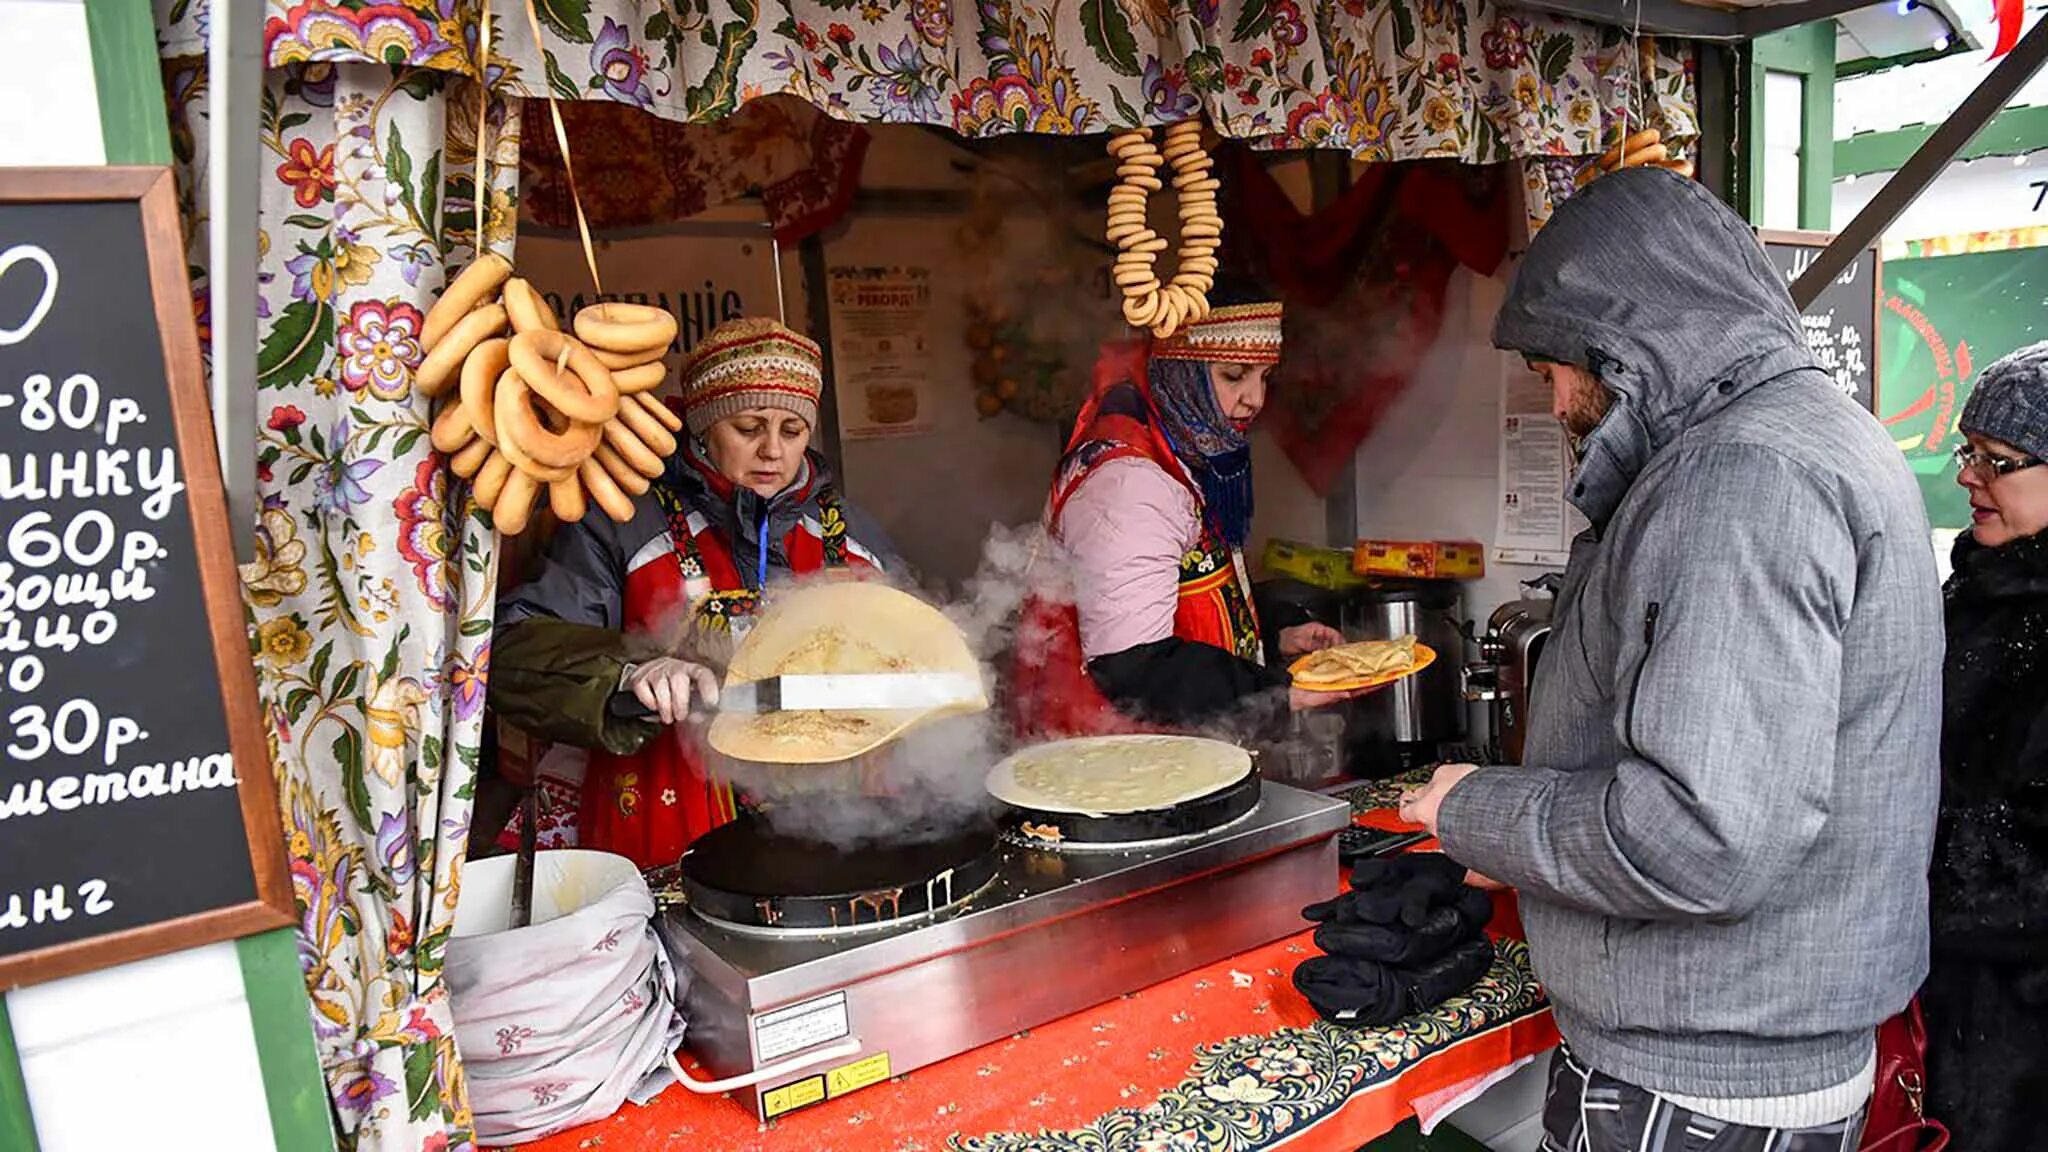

{"left": 1494, "top": 359, "right": 1588, "bottom": 567}
{"left": 828, "top": 265, "right": 934, "bottom": 440}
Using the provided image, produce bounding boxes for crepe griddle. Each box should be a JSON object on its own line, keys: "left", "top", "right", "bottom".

{"left": 998, "top": 769, "right": 1263, "bottom": 847}
{"left": 681, "top": 816, "right": 1000, "bottom": 930}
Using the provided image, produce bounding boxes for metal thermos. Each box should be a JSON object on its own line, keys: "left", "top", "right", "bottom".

{"left": 1339, "top": 581, "right": 1466, "bottom": 777}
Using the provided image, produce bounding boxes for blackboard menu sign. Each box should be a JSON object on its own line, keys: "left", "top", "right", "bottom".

{"left": 0, "top": 169, "right": 290, "bottom": 989}
{"left": 1759, "top": 229, "right": 1881, "bottom": 415}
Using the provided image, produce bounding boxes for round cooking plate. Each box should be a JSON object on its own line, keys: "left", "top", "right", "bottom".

{"left": 680, "top": 817, "right": 1000, "bottom": 930}
{"left": 999, "top": 770, "right": 1263, "bottom": 847}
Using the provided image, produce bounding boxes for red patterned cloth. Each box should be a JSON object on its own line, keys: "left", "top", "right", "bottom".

{"left": 507, "top": 792, "right": 1556, "bottom": 1152}
{"left": 1224, "top": 153, "right": 1510, "bottom": 495}
{"left": 520, "top": 96, "right": 867, "bottom": 243}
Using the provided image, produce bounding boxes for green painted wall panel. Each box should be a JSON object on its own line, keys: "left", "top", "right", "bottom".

{"left": 238, "top": 932, "right": 337, "bottom": 1152}
{"left": 83, "top": 0, "right": 174, "bottom": 167}
{"left": 0, "top": 1000, "right": 38, "bottom": 1152}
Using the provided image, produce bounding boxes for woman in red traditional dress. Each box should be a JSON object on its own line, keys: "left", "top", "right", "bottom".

{"left": 491, "top": 317, "right": 897, "bottom": 870}
{"left": 1010, "top": 284, "right": 1357, "bottom": 740}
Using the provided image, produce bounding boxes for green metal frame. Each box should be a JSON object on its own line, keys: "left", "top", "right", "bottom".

{"left": 0, "top": 1002, "right": 37, "bottom": 1152}
{"left": 1836, "top": 103, "right": 2048, "bottom": 175}
{"left": 237, "top": 933, "right": 336, "bottom": 1152}
{"left": 83, "top": 0, "right": 174, "bottom": 166}
{"left": 1748, "top": 22, "right": 1838, "bottom": 229}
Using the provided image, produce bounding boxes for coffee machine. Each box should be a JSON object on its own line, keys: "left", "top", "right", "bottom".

{"left": 1463, "top": 576, "right": 1558, "bottom": 765}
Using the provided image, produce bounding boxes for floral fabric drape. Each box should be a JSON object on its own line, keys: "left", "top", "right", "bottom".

{"left": 160, "top": 2, "right": 1693, "bottom": 179}
{"left": 162, "top": 48, "right": 519, "bottom": 1152}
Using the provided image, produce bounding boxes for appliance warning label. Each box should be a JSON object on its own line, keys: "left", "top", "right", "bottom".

{"left": 753, "top": 991, "right": 851, "bottom": 1061}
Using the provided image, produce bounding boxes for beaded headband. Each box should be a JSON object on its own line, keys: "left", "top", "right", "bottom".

{"left": 1150, "top": 302, "right": 1284, "bottom": 365}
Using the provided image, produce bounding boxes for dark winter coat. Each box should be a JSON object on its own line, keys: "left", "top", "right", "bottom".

{"left": 1922, "top": 529, "right": 2048, "bottom": 1147}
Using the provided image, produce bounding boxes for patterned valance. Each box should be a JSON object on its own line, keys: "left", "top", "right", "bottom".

{"left": 158, "top": 1, "right": 1696, "bottom": 166}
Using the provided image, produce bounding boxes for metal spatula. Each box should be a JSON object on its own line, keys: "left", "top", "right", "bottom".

{"left": 608, "top": 672, "right": 983, "bottom": 718}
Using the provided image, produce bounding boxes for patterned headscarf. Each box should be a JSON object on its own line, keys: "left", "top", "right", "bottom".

{"left": 1149, "top": 357, "right": 1256, "bottom": 548}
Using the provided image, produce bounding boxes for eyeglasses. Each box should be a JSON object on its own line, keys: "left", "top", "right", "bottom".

{"left": 1953, "top": 444, "right": 2046, "bottom": 478}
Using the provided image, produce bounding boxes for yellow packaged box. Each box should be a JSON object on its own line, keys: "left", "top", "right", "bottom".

{"left": 1351, "top": 539, "right": 1486, "bottom": 580}
{"left": 1262, "top": 539, "right": 1370, "bottom": 591}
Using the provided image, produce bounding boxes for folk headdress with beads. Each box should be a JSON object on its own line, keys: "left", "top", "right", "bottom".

{"left": 1150, "top": 302, "right": 1284, "bottom": 366}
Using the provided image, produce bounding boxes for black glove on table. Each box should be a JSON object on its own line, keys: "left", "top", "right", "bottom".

{"left": 1349, "top": 853, "right": 1469, "bottom": 925}
{"left": 1312, "top": 885, "right": 1493, "bottom": 965}
{"left": 1292, "top": 936, "right": 1497, "bottom": 1028}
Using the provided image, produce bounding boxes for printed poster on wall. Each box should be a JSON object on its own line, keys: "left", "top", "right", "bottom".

{"left": 1494, "top": 358, "right": 1589, "bottom": 567}
{"left": 828, "top": 265, "right": 934, "bottom": 440}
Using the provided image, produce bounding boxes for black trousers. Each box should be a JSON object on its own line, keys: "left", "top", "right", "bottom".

{"left": 1539, "top": 1049, "right": 1867, "bottom": 1152}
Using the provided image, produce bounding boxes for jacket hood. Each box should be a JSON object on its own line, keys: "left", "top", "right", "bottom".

{"left": 1493, "top": 168, "right": 1821, "bottom": 524}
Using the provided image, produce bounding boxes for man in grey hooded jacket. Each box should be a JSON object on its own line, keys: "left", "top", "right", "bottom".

{"left": 1398, "top": 168, "right": 1942, "bottom": 1148}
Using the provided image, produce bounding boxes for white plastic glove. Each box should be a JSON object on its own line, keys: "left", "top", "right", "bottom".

{"left": 624, "top": 657, "right": 721, "bottom": 725}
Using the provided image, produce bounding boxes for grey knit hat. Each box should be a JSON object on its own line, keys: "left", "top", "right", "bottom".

{"left": 1961, "top": 341, "right": 2048, "bottom": 462}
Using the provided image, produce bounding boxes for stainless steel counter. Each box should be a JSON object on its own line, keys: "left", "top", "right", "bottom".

{"left": 661, "top": 781, "right": 1349, "bottom": 1121}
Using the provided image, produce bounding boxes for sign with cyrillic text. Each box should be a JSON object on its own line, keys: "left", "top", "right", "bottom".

{"left": 0, "top": 168, "right": 290, "bottom": 989}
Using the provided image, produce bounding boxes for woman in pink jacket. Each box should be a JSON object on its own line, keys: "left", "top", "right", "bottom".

{"left": 1012, "top": 284, "right": 1354, "bottom": 739}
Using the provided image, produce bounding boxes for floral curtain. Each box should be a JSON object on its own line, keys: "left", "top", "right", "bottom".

{"left": 160, "top": 44, "right": 518, "bottom": 1151}
{"left": 168, "top": 1, "right": 1693, "bottom": 226}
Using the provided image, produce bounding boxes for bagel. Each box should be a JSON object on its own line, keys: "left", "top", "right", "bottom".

{"left": 580, "top": 455, "right": 637, "bottom": 522}
{"left": 548, "top": 476, "right": 588, "bottom": 523}
{"left": 450, "top": 436, "right": 493, "bottom": 480}
{"left": 601, "top": 416, "right": 667, "bottom": 479}
{"left": 613, "top": 392, "right": 680, "bottom": 458}
{"left": 634, "top": 392, "right": 684, "bottom": 433}
{"left": 493, "top": 368, "right": 595, "bottom": 478}
{"left": 415, "top": 303, "right": 506, "bottom": 397}
{"left": 611, "top": 361, "right": 666, "bottom": 396}
{"left": 430, "top": 398, "right": 476, "bottom": 455}
{"left": 1622, "top": 143, "right": 1668, "bottom": 169}
{"left": 472, "top": 450, "right": 513, "bottom": 510}
{"left": 493, "top": 471, "right": 539, "bottom": 535}
{"left": 590, "top": 344, "right": 667, "bottom": 371}
{"left": 422, "top": 252, "right": 511, "bottom": 351}
{"left": 592, "top": 441, "right": 653, "bottom": 495}
{"left": 459, "top": 337, "right": 511, "bottom": 446}
{"left": 572, "top": 301, "right": 679, "bottom": 355}
{"left": 503, "top": 277, "right": 560, "bottom": 334}
{"left": 508, "top": 329, "right": 620, "bottom": 425}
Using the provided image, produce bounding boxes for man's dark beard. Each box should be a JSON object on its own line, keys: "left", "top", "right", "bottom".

{"left": 1561, "top": 383, "right": 1614, "bottom": 463}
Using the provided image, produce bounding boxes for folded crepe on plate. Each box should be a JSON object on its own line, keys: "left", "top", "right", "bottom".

{"left": 1292, "top": 635, "right": 1419, "bottom": 688}
{"left": 986, "top": 734, "right": 1253, "bottom": 816}
{"left": 707, "top": 581, "right": 989, "bottom": 765}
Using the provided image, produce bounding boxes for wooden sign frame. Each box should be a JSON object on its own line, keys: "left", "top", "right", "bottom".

{"left": 1758, "top": 227, "right": 1884, "bottom": 416}
{"left": 0, "top": 167, "right": 292, "bottom": 990}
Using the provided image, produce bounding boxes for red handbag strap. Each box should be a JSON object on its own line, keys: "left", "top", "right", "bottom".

{"left": 1860, "top": 1119, "right": 1950, "bottom": 1152}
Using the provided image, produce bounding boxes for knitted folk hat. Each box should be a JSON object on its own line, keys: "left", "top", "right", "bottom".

{"left": 680, "top": 317, "right": 824, "bottom": 436}
{"left": 1960, "top": 340, "right": 2048, "bottom": 462}
{"left": 1151, "top": 302, "right": 1285, "bottom": 366}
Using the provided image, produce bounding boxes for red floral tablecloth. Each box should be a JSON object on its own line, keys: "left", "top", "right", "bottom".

{"left": 512, "top": 783, "right": 1557, "bottom": 1152}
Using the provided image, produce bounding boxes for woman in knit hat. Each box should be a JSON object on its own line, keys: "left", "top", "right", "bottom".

{"left": 1009, "top": 280, "right": 1360, "bottom": 740}
{"left": 1922, "top": 341, "right": 2048, "bottom": 1148}
{"left": 490, "top": 316, "right": 897, "bottom": 868}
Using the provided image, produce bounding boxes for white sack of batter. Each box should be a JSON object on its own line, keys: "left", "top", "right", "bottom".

{"left": 986, "top": 734, "right": 1253, "bottom": 816}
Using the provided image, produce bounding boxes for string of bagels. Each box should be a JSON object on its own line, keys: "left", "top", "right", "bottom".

{"left": 417, "top": 0, "right": 681, "bottom": 536}
{"left": 1107, "top": 119, "right": 1221, "bottom": 339}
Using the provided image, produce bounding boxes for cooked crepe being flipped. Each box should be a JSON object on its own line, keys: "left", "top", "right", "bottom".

{"left": 986, "top": 735, "right": 1253, "bottom": 816}
{"left": 707, "top": 582, "right": 988, "bottom": 765}
{"left": 1292, "top": 635, "right": 1419, "bottom": 688}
